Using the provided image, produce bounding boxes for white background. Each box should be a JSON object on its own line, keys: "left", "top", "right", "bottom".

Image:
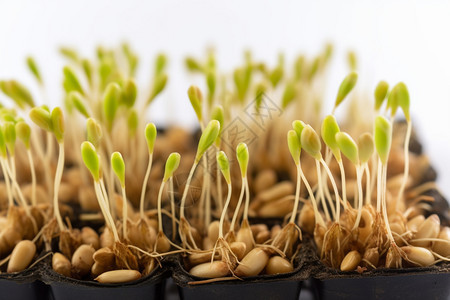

{"left": 1, "top": 0, "right": 450, "bottom": 198}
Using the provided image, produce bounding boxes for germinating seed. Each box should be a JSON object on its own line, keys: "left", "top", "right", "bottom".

{"left": 189, "top": 261, "right": 230, "bottom": 278}
{"left": 266, "top": 256, "right": 294, "bottom": 275}
{"left": 52, "top": 252, "right": 71, "bottom": 277}
{"left": 401, "top": 246, "right": 435, "bottom": 267}
{"left": 411, "top": 214, "right": 440, "bottom": 247}
{"left": 81, "top": 227, "right": 100, "bottom": 249}
{"left": 7, "top": 240, "right": 36, "bottom": 273}
{"left": 234, "top": 247, "right": 269, "bottom": 277}
{"left": 71, "top": 244, "right": 95, "bottom": 277}
{"left": 432, "top": 227, "right": 450, "bottom": 257}
{"left": 95, "top": 269, "right": 141, "bottom": 283}
{"left": 340, "top": 250, "right": 361, "bottom": 271}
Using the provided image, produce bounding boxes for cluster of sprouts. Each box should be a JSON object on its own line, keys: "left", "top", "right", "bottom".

{"left": 0, "top": 43, "right": 447, "bottom": 284}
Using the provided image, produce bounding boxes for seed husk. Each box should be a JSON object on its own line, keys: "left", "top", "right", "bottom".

{"left": 234, "top": 247, "right": 269, "bottom": 277}
{"left": 432, "top": 227, "right": 450, "bottom": 257}
{"left": 255, "top": 230, "right": 270, "bottom": 244}
{"left": 265, "top": 256, "right": 294, "bottom": 275}
{"left": 236, "top": 219, "right": 255, "bottom": 256}
{"left": 71, "top": 244, "right": 95, "bottom": 277}
{"left": 95, "top": 269, "right": 141, "bottom": 283}
{"left": 401, "top": 246, "right": 435, "bottom": 267}
{"left": 7, "top": 240, "right": 36, "bottom": 273}
{"left": 406, "top": 215, "right": 425, "bottom": 232}
{"left": 52, "top": 252, "right": 71, "bottom": 277}
{"left": 230, "top": 241, "right": 247, "bottom": 261}
{"left": 189, "top": 261, "right": 230, "bottom": 278}
{"left": 411, "top": 214, "right": 440, "bottom": 247}
{"left": 340, "top": 250, "right": 361, "bottom": 271}
{"left": 81, "top": 227, "right": 100, "bottom": 250}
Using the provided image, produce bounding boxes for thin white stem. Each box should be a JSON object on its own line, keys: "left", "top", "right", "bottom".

{"left": 315, "top": 160, "right": 332, "bottom": 221}
{"left": 352, "top": 166, "right": 364, "bottom": 231}
{"left": 53, "top": 143, "right": 65, "bottom": 231}
{"left": 157, "top": 180, "right": 166, "bottom": 233}
{"left": 139, "top": 153, "right": 153, "bottom": 219}
{"left": 0, "top": 158, "right": 13, "bottom": 209}
{"left": 364, "top": 164, "right": 371, "bottom": 206}
{"left": 376, "top": 158, "right": 382, "bottom": 213}
{"left": 299, "top": 164, "right": 326, "bottom": 228}
{"left": 396, "top": 120, "right": 412, "bottom": 211}
{"left": 216, "top": 160, "right": 223, "bottom": 212}
{"left": 219, "top": 183, "right": 232, "bottom": 239}
{"left": 337, "top": 160, "right": 349, "bottom": 210}
{"left": 26, "top": 150, "right": 37, "bottom": 206}
{"left": 381, "top": 164, "right": 395, "bottom": 244}
{"left": 320, "top": 158, "right": 341, "bottom": 222}
{"left": 94, "top": 181, "right": 119, "bottom": 242}
{"left": 205, "top": 169, "right": 212, "bottom": 228}
{"left": 121, "top": 186, "right": 128, "bottom": 240}
{"left": 169, "top": 178, "right": 176, "bottom": 240}
{"left": 243, "top": 177, "right": 250, "bottom": 221}
{"left": 180, "top": 162, "right": 198, "bottom": 220}
{"left": 230, "top": 177, "right": 245, "bottom": 231}
{"left": 289, "top": 165, "right": 302, "bottom": 224}
{"left": 100, "top": 179, "right": 110, "bottom": 212}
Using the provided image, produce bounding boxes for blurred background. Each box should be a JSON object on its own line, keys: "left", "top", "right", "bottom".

{"left": 0, "top": 0, "right": 449, "bottom": 197}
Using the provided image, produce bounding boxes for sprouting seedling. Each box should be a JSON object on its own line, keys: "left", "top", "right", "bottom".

{"left": 216, "top": 151, "right": 231, "bottom": 240}
{"left": 230, "top": 142, "right": 250, "bottom": 232}
{"left": 357, "top": 132, "right": 375, "bottom": 206}
{"left": 60, "top": 47, "right": 79, "bottom": 63}
{"left": 30, "top": 107, "right": 66, "bottom": 231}
{"left": 347, "top": 51, "right": 357, "bottom": 71}
{"left": 211, "top": 105, "right": 224, "bottom": 213}
{"left": 206, "top": 70, "right": 216, "bottom": 108}
{"left": 0, "top": 80, "right": 35, "bottom": 109}
{"left": 111, "top": 152, "right": 128, "bottom": 240}
{"left": 301, "top": 124, "right": 342, "bottom": 223}
{"left": 335, "top": 132, "right": 364, "bottom": 231}
{"left": 86, "top": 118, "right": 103, "bottom": 149}
{"left": 127, "top": 109, "right": 139, "bottom": 137}
{"left": 307, "top": 56, "right": 321, "bottom": 82}
{"left": 69, "top": 91, "right": 90, "bottom": 118}
{"left": 16, "top": 121, "right": 37, "bottom": 206}
{"left": 288, "top": 126, "right": 325, "bottom": 228}
{"left": 63, "top": 66, "right": 84, "bottom": 95}
{"left": 154, "top": 53, "right": 167, "bottom": 77}
{"left": 147, "top": 73, "right": 168, "bottom": 106}
{"left": 321, "top": 115, "right": 350, "bottom": 213}
{"left": 121, "top": 79, "right": 138, "bottom": 108}
{"left": 157, "top": 152, "right": 181, "bottom": 235}
{"left": 374, "top": 81, "right": 389, "bottom": 112}
{"left": 333, "top": 72, "right": 358, "bottom": 114}
{"left": 281, "top": 80, "right": 297, "bottom": 109}
{"left": 0, "top": 129, "right": 13, "bottom": 212}
{"left": 26, "top": 56, "right": 43, "bottom": 85}
{"left": 185, "top": 57, "right": 204, "bottom": 73}
{"left": 139, "top": 123, "right": 157, "bottom": 219}
{"left": 188, "top": 86, "right": 203, "bottom": 127}
{"left": 179, "top": 120, "right": 220, "bottom": 248}
{"left": 254, "top": 82, "right": 267, "bottom": 114}
{"left": 81, "top": 59, "right": 94, "bottom": 88}
{"left": 294, "top": 55, "right": 305, "bottom": 81}
{"left": 374, "top": 116, "right": 396, "bottom": 245}
{"left": 122, "top": 43, "right": 139, "bottom": 77}
{"left": 390, "top": 83, "right": 412, "bottom": 211}
{"left": 102, "top": 83, "right": 121, "bottom": 131}
{"left": 81, "top": 141, "right": 119, "bottom": 243}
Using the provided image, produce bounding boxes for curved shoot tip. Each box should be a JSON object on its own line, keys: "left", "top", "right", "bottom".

{"left": 357, "top": 132, "right": 374, "bottom": 164}
{"left": 26, "top": 56, "right": 42, "bottom": 85}
{"left": 51, "top": 107, "right": 65, "bottom": 144}
{"left": 163, "top": 152, "right": 181, "bottom": 182}
{"left": 300, "top": 125, "right": 322, "bottom": 160}
{"left": 185, "top": 57, "right": 204, "bottom": 72}
{"left": 281, "top": 81, "right": 297, "bottom": 109}
{"left": 335, "top": 72, "right": 358, "bottom": 110}
{"left": 287, "top": 130, "right": 301, "bottom": 165}
{"left": 347, "top": 51, "right": 357, "bottom": 71}
{"left": 374, "top": 116, "right": 392, "bottom": 165}
{"left": 187, "top": 85, "right": 203, "bottom": 122}
{"left": 236, "top": 142, "right": 249, "bottom": 177}
{"left": 389, "top": 82, "right": 410, "bottom": 121}
{"left": 16, "top": 121, "right": 31, "bottom": 149}
{"left": 3, "top": 122, "right": 16, "bottom": 155}
{"left": 145, "top": 123, "right": 157, "bottom": 154}
{"left": 81, "top": 141, "right": 100, "bottom": 182}
{"left": 29, "top": 106, "right": 53, "bottom": 132}
{"left": 374, "top": 81, "right": 389, "bottom": 111}
{"left": 111, "top": 152, "right": 126, "bottom": 187}
{"left": 155, "top": 53, "right": 168, "bottom": 76}
{"left": 216, "top": 151, "right": 231, "bottom": 184}
{"left": 86, "top": 118, "right": 103, "bottom": 149}
{"left": 321, "top": 115, "right": 341, "bottom": 160}
{"left": 122, "top": 79, "right": 137, "bottom": 108}
{"left": 103, "top": 83, "right": 121, "bottom": 128}
{"left": 148, "top": 73, "right": 168, "bottom": 104}
{"left": 63, "top": 66, "right": 84, "bottom": 95}
{"left": 127, "top": 109, "right": 139, "bottom": 136}
{"left": 335, "top": 132, "right": 359, "bottom": 166}
{"left": 196, "top": 120, "right": 220, "bottom": 163}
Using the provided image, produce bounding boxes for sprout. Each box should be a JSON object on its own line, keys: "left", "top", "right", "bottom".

{"left": 69, "top": 92, "right": 90, "bottom": 118}
{"left": 195, "top": 120, "right": 220, "bottom": 163}
{"left": 4, "top": 122, "right": 16, "bottom": 157}
{"left": 287, "top": 130, "right": 301, "bottom": 165}
{"left": 51, "top": 107, "right": 65, "bottom": 144}
{"left": 63, "top": 66, "right": 84, "bottom": 95}
{"left": 16, "top": 121, "right": 37, "bottom": 206}
{"left": 0, "top": 80, "right": 35, "bottom": 108}
{"left": 321, "top": 115, "right": 341, "bottom": 160}
{"left": 148, "top": 74, "right": 168, "bottom": 105}
{"left": 29, "top": 106, "right": 52, "bottom": 132}
{"left": 236, "top": 142, "right": 249, "bottom": 177}
{"left": 390, "top": 82, "right": 410, "bottom": 121}
{"left": 81, "top": 141, "right": 100, "bottom": 182}
{"left": 358, "top": 132, "right": 375, "bottom": 205}
{"left": 140, "top": 123, "right": 157, "bottom": 219}
{"left": 26, "top": 56, "right": 42, "bottom": 85}
{"left": 335, "top": 132, "right": 359, "bottom": 166}
{"left": 155, "top": 53, "right": 167, "bottom": 77}
{"left": 347, "top": 51, "right": 357, "bottom": 71}
{"left": 211, "top": 105, "right": 224, "bottom": 147}
{"left": 307, "top": 56, "right": 321, "bottom": 82}
{"left": 185, "top": 57, "right": 204, "bottom": 72}
{"left": 216, "top": 151, "right": 231, "bottom": 185}
{"left": 294, "top": 55, "right": 305, "bottom": 81}
{"left": 334, "top": 72, "right": 358, "bottom": 112}
{"left": 60, "top": 47, "right": 79, "bottom": 63}
{"left": 86, "top": 118, "right": 103, "bottom": 149}
{"left": 127, "top": 109, "right": 139, "bottom": 137}
{"left": 300, "top": 125, "right": 322, "bottom": 160}
{"left": 111, "top": 152, "right": 128, "bottom": 239}
{"left": 81, "top": 59, "right": 94, "bottom": 87}
{"left": 206, "top": 70, "right": 216, "bottom": 107}
{"left": 269, "top": 66, "right": 283, "bottom": 87}
{"left": 374, "top": 116, "right": 392, "bottom": 165}
{"left": 121, "top": 79, "right": 137, "bottom": 108}
{"left": 374, "top": 81, "right": 389, "bottom": 112}
{"left": 292, "top": 120, "right": 305, "bottom": 145}
{"left": 103, "top": 83, "right": 121, "bottom": 130}
{"left": 188, "top": 86, "right": 203, "bottom": 124}
{"left": 281, "top": 81, "right": 297, "bottom": 109}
